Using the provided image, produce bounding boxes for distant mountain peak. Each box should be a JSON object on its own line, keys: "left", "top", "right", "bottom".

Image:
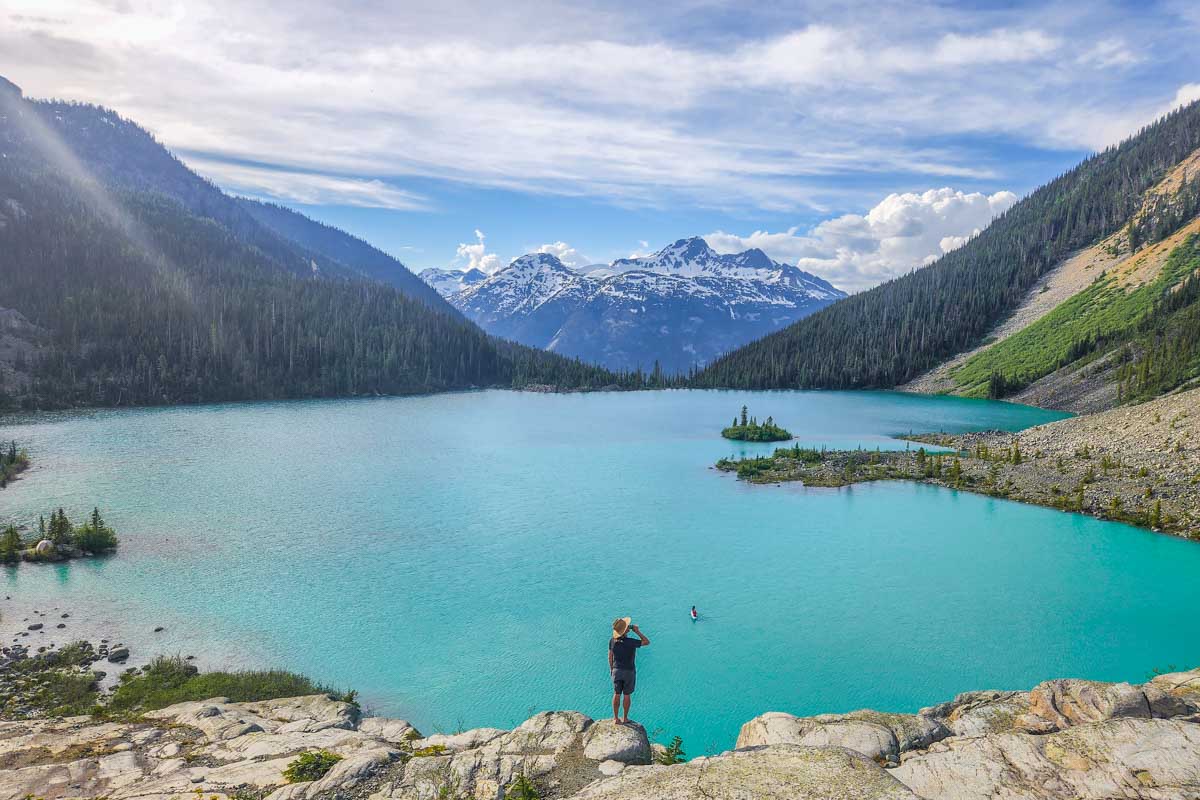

{"left": 729, "top": 248, "right": 775, "bottom": 269}
{"left": 422, "top": 235, "right": 846, "bottom": 373}
{"left": 509, "top": 252, "right": 570, "bottom": 271}
{"left": 665, "top": 236, "right": 716, "bottom": 257}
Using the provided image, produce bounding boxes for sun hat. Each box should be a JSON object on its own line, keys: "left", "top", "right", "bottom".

{"left": 612, "top": 617, "right": 631, "bottom": 639}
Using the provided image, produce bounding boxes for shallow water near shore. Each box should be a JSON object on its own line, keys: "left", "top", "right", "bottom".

{"left": 3, "top": 389, "right": 1199, "bottom": 751}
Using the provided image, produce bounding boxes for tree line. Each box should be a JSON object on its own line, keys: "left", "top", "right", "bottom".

{"left": 0, "top": 440, "right": 30, "bottom": 488}
{"left": 0, "top": 162, "right": 652, "bottom": 409}
{"left": 0, "top": 507, "right": 118, "bottom": 563}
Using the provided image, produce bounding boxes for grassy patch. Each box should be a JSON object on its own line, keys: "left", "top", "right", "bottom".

{"left": 28, "top": 670, "right": 100, "bottom": 716}
{"left": 104, "top": 655, "right": 346, "bottom": 716}
{"left": 952, "top": 234, "right": 1200, "bottom": 396}
{"left": 1, "top": 641, "right": 104, "bottom": 718}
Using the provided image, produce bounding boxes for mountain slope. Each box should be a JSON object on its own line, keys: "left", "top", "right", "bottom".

{"left": 238, "top": 198, "right": 450, "bottom": 309}
{"left": 693, "top": 99, "right": 1200, "bottom": 391}
{"left": 0, "top": 78, "right": 631, "bottom": 408}
{"left": 0, "top": 81, "right": 454, "bottom": 315}
{"left": 427, "top": 239, "right": 845, "bottom": 372}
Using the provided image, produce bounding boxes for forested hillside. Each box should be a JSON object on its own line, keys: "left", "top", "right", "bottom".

{"left": 693, "top": 100, "right": 1200, "bottom": 391}
{"left": 0, "top": 80, "right": 634, "bottom": 408}
{"left": 0, "top": 93, "right": 454, "bottom": 313}
{"left": 238, "top": 198, "right": 448, "bottom": 308}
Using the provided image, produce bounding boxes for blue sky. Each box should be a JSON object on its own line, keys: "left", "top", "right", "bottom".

{"left": 3, "top": 0, "right": 1199, "bottom": 289}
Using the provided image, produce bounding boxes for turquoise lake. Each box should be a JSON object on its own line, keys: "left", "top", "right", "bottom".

{"left": 3, "top": 389, "right": 1199, "bottom": 752}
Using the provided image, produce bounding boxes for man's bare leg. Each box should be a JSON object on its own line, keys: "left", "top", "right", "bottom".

{"left": 621, "top": 693, "right": 632, "bottom": 724}
{"left": 612, "top": 692, "right": 621, "bottom": 723}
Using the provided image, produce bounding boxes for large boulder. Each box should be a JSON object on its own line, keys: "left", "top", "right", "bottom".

{"left": 922, "top": 678, "right": 1191, "bottom": 741}
{"left": 581, "top": 720, "right": 651, "bottom": 764}
{"left": 499, "top": 710, "right": 592, "bottom": 754}
{"left": 142, "top": 694, "right": 358, "bottom": 744}
{"left": 1016, "top": 679, "right": 1152, "bottom": 733}
{"left": 241, "top": 694, "right": 360, "bottom": 729}
{"left": 892, "top": 718, "right": 1200, "bottom": 799}
{"left": 921, "top": 690, "right": 1032, "bottom": 738}
{"left": 737, "top": 711, "right": 948, "bottom": 764}
{"left": 412, "top": 727, "right": 507, "bottom": 752}
{"left": 568, "top": 744, "right": 920, "bottom": 799}
{"left": 1148, "top": 668, "right": 1200, "bottom": 716}
{"left": 372, "top": 711, "right": 598, "bottom": 800}
{"left": 360, "top": 716, "right": 421, "bottom": 744}
{"left": 265, "top": 747, "right": 399, "bottom": 800}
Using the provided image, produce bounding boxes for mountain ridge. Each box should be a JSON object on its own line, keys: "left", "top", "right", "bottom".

{"left": 421, "top": 237, "right": 845, "bottom": 372}
{"left": 0, "top": 79, "right": 638, "bottom": 408}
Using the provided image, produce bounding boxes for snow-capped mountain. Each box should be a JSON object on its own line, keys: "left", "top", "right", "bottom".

{"left": 422, "top": 237, "right": 846, "bottom": 372}
{"left": 417, "top": 266, "right": 488, "bottom": 297}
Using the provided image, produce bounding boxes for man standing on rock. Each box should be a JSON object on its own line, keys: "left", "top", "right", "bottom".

{"left": 609, "top": 616, "right": 649, "bottom": 724}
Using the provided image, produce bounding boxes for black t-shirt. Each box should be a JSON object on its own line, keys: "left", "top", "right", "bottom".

{"left": 609, "top": 635, "right": 642, "bottom": 670}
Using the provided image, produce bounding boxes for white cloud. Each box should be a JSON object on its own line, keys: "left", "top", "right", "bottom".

{"left": 706, "top": 188, "right": 1018, "bottom": 293}
{"left": 533, "top": 241, "right": 585, "bottom": 267}
{"left": 1078, "top": 38, "right": 1140, "bottom": 69}
{"left": 188, "top": 157, "right": 428, "bottom": 210}
{"left": 931, "top": 29, "right": 1060, "bottom": 66}
{"left": 455, "top": 229, "right": 501, "bottom": 274}
{"left": 1, "top": 0, "right": 1188, "bottom": 215}
{"left": 626, "top": 240, "right": 653, "bottom": 259}
{"left": 1168, "top": 83, "right": 1200, "bottom": 111}
{"left": 1045, "top": 79, "right": 1200, "bottom": 151}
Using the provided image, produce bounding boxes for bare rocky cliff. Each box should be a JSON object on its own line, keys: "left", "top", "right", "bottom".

{"left": 4, "top": 667, "right": 1200, "bottom": 799}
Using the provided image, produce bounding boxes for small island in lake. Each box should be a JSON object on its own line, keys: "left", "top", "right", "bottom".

{"left": 1, "top": 507, "right": 119, "bottom": 563}
{"left": 716, "top": 386, "right": 1200, "bottom": 539}
{"left": 721, "top": 406, "right": 792, "bottom": 442}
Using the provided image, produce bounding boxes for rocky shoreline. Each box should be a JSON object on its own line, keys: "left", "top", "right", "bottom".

{"left": 2, "top": 652, "right": 1199, "bottom": 799}
{"left": 717, "top": 385, "right": 1200, "bottom": 540}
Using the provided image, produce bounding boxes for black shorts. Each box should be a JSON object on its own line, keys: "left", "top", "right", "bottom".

{"left": 612, "top": 668, "right": 636, "bottom": 695}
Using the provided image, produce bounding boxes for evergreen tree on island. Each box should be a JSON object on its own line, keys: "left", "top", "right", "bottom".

{"left": 722, "top": 407, "right": 792, "bottom": 442}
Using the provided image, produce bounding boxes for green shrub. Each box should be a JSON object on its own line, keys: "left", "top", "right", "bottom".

{"left": 44, "top": 640, "right": 96, "bottom": 669}
{"left": 410, "top": 744, "right": 448, "bottom": 757}
{"left": 506, "top": 773, "right": 541, "bottom": 800}
{"left": 74, "top": 525, "right": 118, "bottom": 554}
{"left": 73, "top": 507, "right": 118, "bottom": 554}
{"left": 283, "top": 750, "right": 342, "bottom": 783}
{"left": 655, "top": 735, "right": 687, "bottom": 765}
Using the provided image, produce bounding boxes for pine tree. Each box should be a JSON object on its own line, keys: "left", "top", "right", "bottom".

{"left": 74, "top": 507, "right": 118, "bottom": 554}
{"left": 49, "top": 508, "right": 73, "bottom": 548}
{"left": 0, "top": 525, "right": 21, "bottom": 563}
